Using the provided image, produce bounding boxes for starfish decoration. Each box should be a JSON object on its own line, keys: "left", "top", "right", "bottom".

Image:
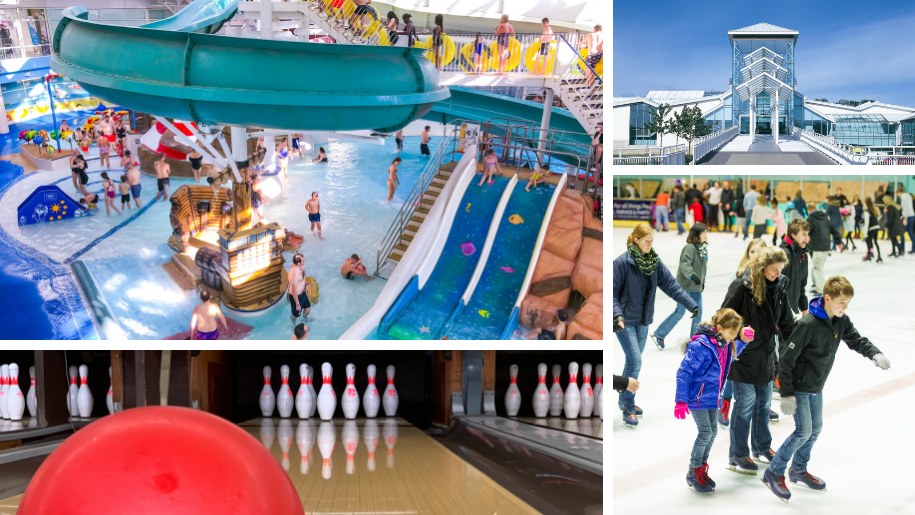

{"left": 419, "top": 326, "right": 430, "bottom": 334}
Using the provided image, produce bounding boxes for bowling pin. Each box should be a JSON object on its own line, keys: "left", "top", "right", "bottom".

{"left": 597, "top": 387, "right": 603, "bottom": 420}
{"left": 383, "top": 417, "right": 398, "bottom": 468}
{"left": 6, "top": 364, "right": 25, "bottom": 421}
{"left": 382, "top": 365, "right": 399, "bottom": 417}
{"left": 580, "top": 363, "right": 594, "bottom": 418}
{"left": 532, "top": 363, "right": 550, "bottom": 418}
{"left": 76, "top": 364, "right": 93, "bottom": 418}
{"left": 307, "top": 366, "right": 317, "bottom": 418}
{"left": 296, "top": 419, "right": 315, "bottom": 475}
{"left": 277, "top": 365, "right": 294, "bottom": 418}
{"left": 277, "top": 419, "right": 293, "bottom": 471}
{"left": 363, "top": 418, "right": 379, "bottom": 472}
{"left": 296, "top": 364, "right": 313, "bottom": 419}
{"left": 106, "top": 366, "right": 114, "bottom": 415}
{"left": 0, "top": 364, "right": 9, "bottom": 419}
{"left": 593, "top": 364, "right": 603, "bottom": 418}
{"left": 67, "top": 365, "right": 79, "bottom": 418}
{"left": 342, "top": 420, "right": 359, "bottom": 475}
{"left": 341, "top": 364, "right": 360, "bottom": 419}
{"left": 316, "top": 362, "right": 337, "bottom": 421}
{"left": 26, "top": 366, "right": 37, "bottom": 418}
{"left": 504, "top": 364, "right": 521, "bottom": 416}
{"left": 259, "top": 365, "right": 276, "bottom": 417}
{"left": 549, "top": 364, "right": 564, "bottom": 417}
{"left": 362, "top": 364, "right": 381, "bottom": 418}
{"left": 317, "top": 421, "right": 336, "bottom": 480}
{"left": 563, "top": 362, "right": 581, "bottom": 419}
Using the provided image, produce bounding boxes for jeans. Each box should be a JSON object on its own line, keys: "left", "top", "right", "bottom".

{"left": 743, "top": 208, "right": 754, "bottom": 238}
{"left": 708, "top": 204, "right": 719, "bottom": 230}
{"left": 906, "top": 216, "right": 915, "bottom": 252}
{"left": 769, "top": 392, "right": 823, "bottom": 475}
{"left": 674, "top": 207, "right": 686, "bottom": 234}
{"left": 729, "top": 380, "right": 773, "bottom": 459}
{"left": 810, "top": 250, "right": 828, "bottom": 292}
{"left": 653, "top": 291, "right": 702, "bottom": 340}
{"left": 617, "top": 324, "right": 648, "bottom": 413}
{"left": 690, "top": 409, "right": 718, "bottom": 468}
{"left": 720, "top": 379, "right": 733, "bottom": 401}
{"left": 655, "top": 206, "right": 669, "bottom": 231}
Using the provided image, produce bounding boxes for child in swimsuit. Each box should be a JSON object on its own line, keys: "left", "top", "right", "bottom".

{"left": 100, "top": 172, "right": 121, "bottom": 216}
{"left": 119, "top": 174, "right": 131, "bottom": 210}
{"left": 188, "top": 150, "right": 203, "bottom": 182}
{"left": 479, "top": 149, "right": 501, "bottom": 186}
{"left": 98, "top": 136, "right": 111, "bottom": 169}
{"left": 526, "top": 164, "right": 549, "bottom": 192}
{"left": 472, "top": 33, "right": 484, "bottom": 74}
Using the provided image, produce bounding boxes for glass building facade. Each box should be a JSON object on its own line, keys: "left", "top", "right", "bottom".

{"left": 902, "top": 118, "right": 915, "bottom": 146}
{"left": 729, "top": 24, "right": 797, "bottom": 134}
{"left": 629, "top": 102, "right": 657, "bottom": 145}
{"left": 832, "top": 115, "right": 896, "bottom": 147}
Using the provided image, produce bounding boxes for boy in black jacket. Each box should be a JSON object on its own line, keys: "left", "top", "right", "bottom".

{"left": 780, "top": 218, "right": 811, "bottom": 316}
{"left": 762, "top": 276, "right": 891, "bottom": 501}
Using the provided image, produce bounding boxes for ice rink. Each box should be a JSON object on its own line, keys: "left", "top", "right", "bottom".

{"left": 612, "top": 226, "right": 915, "bottom": 514}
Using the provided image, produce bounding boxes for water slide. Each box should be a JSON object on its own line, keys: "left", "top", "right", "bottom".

{"left": 424, "top": 87, "right": 592, "bottom": 160}
{"left": 440, "top": 173, "right": 565, "bottom": 340}
{"left": 379, "top": 174, "right": 515, "bottom": 339}
{"left": 51, "top": 1, "right": 449, "bottom": 133}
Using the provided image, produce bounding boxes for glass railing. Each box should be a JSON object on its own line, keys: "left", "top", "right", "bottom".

{"left": 693, "top": 126, "right": 739, "bottom": 163}
{"left": 613, "top": 144, "right": 687, "bottom": 166}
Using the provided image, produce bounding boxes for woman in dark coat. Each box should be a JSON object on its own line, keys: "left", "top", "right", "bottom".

{"left": 613, "top": 223, "right": 698, "bottom": 428}
{"left": 720, "top": 246, "right": 797, "bottom": 473}
{"left": 883, "top": 195, "right": 905, "bottom": 257}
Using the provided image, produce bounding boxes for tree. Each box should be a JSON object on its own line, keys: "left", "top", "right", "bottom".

{"left": 644, "top": 103, "right": 673, "bottom": 147}
{"left": 836, "top": 99, "right": 876, "bottom": 107}
{"left": 813, "top": 98, "right": 829, "bottom": 102}
{"left": 672, "top": 104, "right": 712, "bottom": 160}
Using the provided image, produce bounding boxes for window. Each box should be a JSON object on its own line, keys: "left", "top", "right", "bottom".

{"left": 629, "top": 103, "right": 657, "bottom": 145}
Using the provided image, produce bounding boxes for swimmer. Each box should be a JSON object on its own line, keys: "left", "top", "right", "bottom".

{"left": 534, "top": 18, "right": 554, "bottom": 75}
{"left": 395, "top": 130, "right": 404, "bottom": 152}
{"left": 525, "top": 164, "right": 549, "bottom": 192}
{"left": 291, "top": 134, "right": 302, "bottom": 159}
{"left": 277, "top": 139, "right": 289, "bottom": 177}
{"left": 100, "top": 172, "right": 121, "bottom": 216}
{"left": 387, "top": 158, "right": 401, "bottom": 202}
{"left": 341, "top": 254, "right": 374, "bottom": 280}
{"left": 188, "top": 149, "right": 203, "bottom": 182}
{"left": 154, "top": 153, "right": 172, "bottom": 201}
{"left": 79, "top": 192, "right": 99, "bottom": 210}
{"left": 528, "top": 309, "right": 569, "bottom": 340}
{"left": 471, "top": 33, "right": 484, "bottom": 74}
{"left": 190, "top": 289, "right": 228, "bottom": 340}
{"left": 479, "top": 148, "right": 501, "bottom": 187}
{"left": 286, "top": 253, "right": 312, "bottom": 322}
{"left": 305, "top": 191, "right": 323, "bottom": 238}
{"left": 119, "top": 174, "right": 131, "bottom": 211}
{"left": 313, "top": 147, "right": 328, "bottom": 164}
{"left": 495, "top": 14, "right": 515, "bottom": 74}
{"left": 97, "top": 135, "right": 112, "bottom": 169}
{"left": 119, "top": 149, "right": 133, "bottom": 171}
{"left": 70, "top": 152, "right": 89, "bottom": 195}
{"left": 115, "top": 119, "right": 128, "bottom": 152}
{"left": 292, "top": 323, "right": 309, "bottom": 340}
{"left": 127, "top": 163, "right": 142, "bottom": 208}
{"left": 420, "top": 126, "right": 431, "bottom": 155}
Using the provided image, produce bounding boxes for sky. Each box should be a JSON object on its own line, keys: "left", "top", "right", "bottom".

{"left": 613, "top": 0, "right": 915, "bottom": 106}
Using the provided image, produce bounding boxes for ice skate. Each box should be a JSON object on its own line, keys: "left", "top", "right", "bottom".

{"left": 789, "top": 469, "right": 826, "bottom": 490}
{"left": 717, "top": 399, "right": 730, "bottom": 426}
{"left": 622, "top": 411, "right": 638, "bottom": 428}
{"left": 728, "top": 457, "right": 758, "bottom": 475}
{"left": 762, "top": 468, "right": 791, "bottom": 502}
{"left": 651, "top": 333, "right": 665, "bottom": 350}
{"left": 753, "top": 448, "right": 775, "bottom": 463}
{"left": 686, "top": 465, "right": 714, "bottom": 493}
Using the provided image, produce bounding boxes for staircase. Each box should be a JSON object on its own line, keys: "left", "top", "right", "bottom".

{"left": 385, "top": 167, "right": 454, "bottom": 265}
{"left": 299, "top": 0, "right": 372, "bottom": 44}
{"left": 554, "top": 35, "right": 603, "bottom": 135}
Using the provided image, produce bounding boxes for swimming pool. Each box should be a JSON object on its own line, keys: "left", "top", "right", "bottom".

{"left": 0, "top": 135, "right": 443, "bottom": 339}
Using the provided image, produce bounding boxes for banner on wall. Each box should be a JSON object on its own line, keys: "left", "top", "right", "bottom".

{"left": 613, "top": 199, "right": 652, "bottom": 221}
{"left": 26, "top": 20, "right": 41, "bottom": 46}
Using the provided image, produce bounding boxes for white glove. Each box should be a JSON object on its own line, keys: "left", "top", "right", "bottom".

{"left": 873, "top": 353, "right": 891, "bottom": 370}
{"left": 781, "top": 396, "right": 796, "bottom": 416}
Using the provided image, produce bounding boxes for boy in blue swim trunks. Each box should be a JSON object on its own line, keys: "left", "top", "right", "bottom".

{"left": 306, "top": 191, "right": 323, "bottom": 238}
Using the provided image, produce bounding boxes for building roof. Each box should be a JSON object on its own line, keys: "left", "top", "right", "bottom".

{"left": 728, "top": 23, "right": 798, "bottom": 36}
{"left": 646, "top": 90, "right": 722, "bottom": 101}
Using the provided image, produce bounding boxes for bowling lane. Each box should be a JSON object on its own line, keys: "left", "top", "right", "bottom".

{"left": 238, "top": 418, "right": 540, "bottom": 514}
{"left": 0, "top": 493, "right": 22, "bottom": 510}
{"left": 515, "top": 416, "right": 604, "bottom": 440}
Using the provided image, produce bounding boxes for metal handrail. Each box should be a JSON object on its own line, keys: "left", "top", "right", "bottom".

{"left": 693, "top": 125, "right": 739, "bottom": 163}
{"left": 375, "top": 127, "right": 469, "bottom": 275}
{"left": 557, "top": 33, "right": 602, "bottom": 85}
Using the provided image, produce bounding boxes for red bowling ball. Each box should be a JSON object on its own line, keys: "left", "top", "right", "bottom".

{"left": 18, "top": 406, "right": 304, "bottom": 515}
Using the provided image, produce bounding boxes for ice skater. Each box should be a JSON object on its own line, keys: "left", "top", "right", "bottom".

{"left": 675, "top": 307, "right": 752, "bottom": 493}
{"left": 651, "top": 223, "right": 708, "bottom": 350}
{"left": 721, "top": 246, "right": 797, "bottom": 473}
{"left": 762, "top": 276, "right": 890, "bottom": 501}
{"left": 613, "top": 223, "right": 698, "bottom": 428}
{"left": 862, "top": 198, "right": 883, "bottom": 263}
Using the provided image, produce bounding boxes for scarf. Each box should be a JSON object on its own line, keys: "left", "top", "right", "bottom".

{"left": 696, "top": 242, "right": 708, "bottom": 261}
{"left": 628, "top": 243, "right": 659, "bottom": 276}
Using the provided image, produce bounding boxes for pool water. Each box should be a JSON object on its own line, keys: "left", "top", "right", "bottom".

{"left": 0, "top": 134, "right": 443, "bottom": 339}
{"left": 443, "top": 183, "right": 555, "bottom": 340}
{"left": 383, "top": 174, "right": 509, "bottom": 340}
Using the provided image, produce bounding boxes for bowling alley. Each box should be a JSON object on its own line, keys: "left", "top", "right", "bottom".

{"left": 0, "top": 349, "right": 603, "bottom": 514}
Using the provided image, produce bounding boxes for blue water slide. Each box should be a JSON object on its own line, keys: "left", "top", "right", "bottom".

{"left": 441, "top": 181, "right": 556, "bottom": 340}
{"left": 381, "top": 175, "right": 510, "bottom": 339}
{"left": 140, "top": 0, "right": 239, "bottom": 33}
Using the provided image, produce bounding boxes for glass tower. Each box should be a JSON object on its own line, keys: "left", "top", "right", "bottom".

{"left": 728, "top": 23, "right": 799, "bottom": 137}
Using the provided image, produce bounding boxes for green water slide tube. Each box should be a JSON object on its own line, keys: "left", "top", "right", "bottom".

{"left": 51, "top": 3, "right": 449, "bottom": 132}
